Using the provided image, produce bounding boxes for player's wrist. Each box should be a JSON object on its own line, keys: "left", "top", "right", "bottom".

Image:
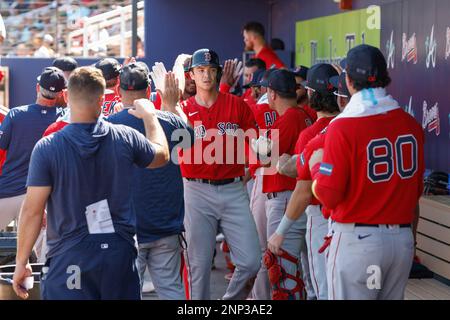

{"left": 276, "top": 215, "right": 296, "bottom": 236}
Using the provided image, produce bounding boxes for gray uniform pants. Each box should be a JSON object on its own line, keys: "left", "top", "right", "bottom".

{"left": 0, "top": 194, "right": 25, "bottom": 231}
{"left": 248, "top": 168, "right": 270, "bottom": 300}
{"left": 266, "top": 191, "right": 307, "bottom": 299}
{"left": 327, "top": 222, "right": 414, "bottom": 300}
{"left": 183, "top": 179, "right": 261, "bottom": 300}
{"left": 137, "top": 235, "right": 185, "bottom": 300}
{"left": 305, "top": 204, "right": 329, "bottom": 300}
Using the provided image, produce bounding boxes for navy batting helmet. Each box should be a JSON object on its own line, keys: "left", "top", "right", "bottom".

{"left": 190, "top": 49, "right": 221, "bottom": 70}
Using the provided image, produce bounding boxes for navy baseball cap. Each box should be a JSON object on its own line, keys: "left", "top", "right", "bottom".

{"left": 243, "top": 69, "right": 265, "bottom": 89}
{"left": 346, "top": 44, "right": 387, "bottom": 83}
{"left": 330, "top": 72, "right": 350, "bottom": 98}
{"left": 36, "top": 67, "right": 67, "bottom": 93}
{"left": 304, "top": 63, "right": 338, "bottom": 94}
{"left": 292, "top": 65, "right": 309, "bottom": 80}
{"left": 53, "top": 57, "right": 78, "bottom": 72}
{"left": 95, "top": 58, "right": 121, "bottom": 81}
{"left": 265, "top": 69, "right": 297, "bottom": 98}
{"left": 259, "top": 68, "right": 277, "bottom": 87}
{"left": 119, "top": 63, "right": 151, "bottom": 91}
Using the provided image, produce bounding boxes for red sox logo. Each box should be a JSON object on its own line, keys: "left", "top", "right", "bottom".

{"left": 217, "top": 122, "right": 240, "bottom": 136}
{"left": 204, "top": 52, "right": 212, "bottom": 63}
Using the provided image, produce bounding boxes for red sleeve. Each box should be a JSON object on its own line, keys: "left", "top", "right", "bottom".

{"left": 297, "top": 151, "right": 312, "bottom": 181}
{"left": 240, "top": 99, "right": 257, "bottom": 131}
{"left": 154, "top": 92, "right": 162, "bottom": 110}
{"left": 220, "top": 83, "right": 232, "bottom": 94}
{"left": 43, "top": 121, "right": 68, "bottom": 137}
{"left": 315, "top": 122, "right": 351, "bottom": 209}
{"left": 0, "top": 150, "right": 6, "bottom": 175}
{"left": 276, "top": 114, "right": 308, "bottom": 155}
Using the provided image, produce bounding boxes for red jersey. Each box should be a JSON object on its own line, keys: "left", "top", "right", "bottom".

{"left": 248, "top": 102, "right": 278, "bottom": 178}
{"left": 294, "top": 116, "right": 333, "bottom": 154}
{"left": 43, "top": 120, "right": 69, "bottom": 137}
{"left": 0, "top": 107, "right": 8, "bottom": 175}
{"left": 251, "top": 103, "right": 278, "bottom": 131}
{"left": 262, "top": 107, "right": 311, "bottom": 193}
{"left": 243, "top": 90, "right": 256, "bottom": 107}
{"left": 256, "top": 46, "right": 285, "bottom": 69}
{"left": 302, "top": 105, "right": 318, "bottom": 122}
{"left": 102, "top": 89, "right": 121, "bottom": 116}
{"left": 297, "top": 130, "right": 327, "bottom": 206}
{"left": 0, "top": 150, "right": 5, "bottom": 176}
{"left": 315, "top": 109, "right": 425, "bottom": 224}
{"left": 180, "top": 92, "right": 256, "bottom": 180}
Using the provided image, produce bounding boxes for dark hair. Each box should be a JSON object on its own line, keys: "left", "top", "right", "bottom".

{"left": 348, "top": 73, "right": 391, "bottom": 91}
{"left": 270, "top": 38, "right": 285, "bottom": 51}
{"left": 309, "top": 91, "right": 340, "bottom": 113}
{"left": 243, "top": 21, "right": 265, "bottom": 37}
{"left": 245, "top": 58, "right": 266, "bottom": 70}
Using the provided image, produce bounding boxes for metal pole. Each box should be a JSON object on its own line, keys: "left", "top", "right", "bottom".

{"left": 131, "top": 0, "right": 138, "bottom": 57}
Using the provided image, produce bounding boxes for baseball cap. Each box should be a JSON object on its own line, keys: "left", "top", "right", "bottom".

{"left": 291, "top": 65, "right": 309, "bottom": 80}
{"left": 243, "top": 69, "right": 265, "bottom": 89}
{"left": 94, "top": 58, "right": 121, "bottom": 81}
{"left": 265, "top": 69, "right": 297, "bottom": 98}
{"left": 36, "top": 67, "right": 67, "bottom": 93}
{"left": 330, "top": 72, "right": 350, "bottom": 98}
{"left": 259, "top": 68, "right": 277, "bottom": 88}
{"left": 346, "top": 44, "right": 387, "bottom": 83}
{"left": 119, "top": 63, "right": 150, "bottom": 91}
{"left": 53, "top": 57, "right": 78, "bottom": 72}
{"left": 304, "top": 63, "right": 338, "bottom": 94}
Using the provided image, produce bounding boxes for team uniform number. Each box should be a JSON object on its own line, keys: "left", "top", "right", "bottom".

{"left": 366, "top": 134, "right": 418, "bottom": 183}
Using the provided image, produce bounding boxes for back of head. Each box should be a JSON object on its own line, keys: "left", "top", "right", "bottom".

{"left": 94, "top": 58, "right": 121, "bottom": 88}
{"left": 243, "top": 21, "right": 265, "bottom": 38}
{"left": 267, "top": 69, "right": 297, "bottom": 100}
{"left": 346, "top": 44, "right": 391, "bottom": 92}
{"left": 305, "top": 63, "right": 339, "bottom": 113}
{"left": 68, "top": 67, "right": 106, "bottom": 107}
{"left": 119, "top": 63, "right": 151, "bottom": 101}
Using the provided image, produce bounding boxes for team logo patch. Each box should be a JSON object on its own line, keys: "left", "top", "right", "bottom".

{"left": 300, "top": 153, "right": 305, "bottom": 166}
{"left": 319, "top": 163, "right": 334, "bottom": 176}
{"left": 204, "top": 52, "right": 212, "bottom": 62}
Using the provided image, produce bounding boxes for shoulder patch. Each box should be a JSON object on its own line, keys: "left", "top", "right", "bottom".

{"left": 300, "top": 153, "right": 306, "bottom": 166}
{"left": 319, "top": 163, "right": 333, "bottom": 176}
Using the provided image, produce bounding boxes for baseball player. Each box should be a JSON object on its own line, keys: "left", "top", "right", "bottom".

{"left": 268, "top": 64, "right": 341, "bottom": 300}
{"left": 108, "top": 63, "right": 194, "bottom": 299}
{"left": 177, "top": 48, "right": 261, "bottom": 300}
{"left": 310, "top": 44, "right": 425, "bottom": 300}
{"left": 13, "top": 67, "right": 169, "bottom": 300}
{"left": 94, "top": 58, "right": 122, "bottom": 116}
{"left": 0, "top": 67, "right": 65, "bottom": 230}
{"left": 242, "top": 22, "right": 285, "bottom": 69}
{"left": 254, "top": 69, "right": 311, "bottom": 300}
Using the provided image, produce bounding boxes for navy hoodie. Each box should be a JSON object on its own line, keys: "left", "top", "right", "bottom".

{"left": 27, "top": 119, "right": 155, "bottom": 258}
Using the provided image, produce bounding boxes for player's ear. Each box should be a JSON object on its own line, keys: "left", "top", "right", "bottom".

{"left": 62, "top": 89, "right": 68, "bottom": 104}
{"left": 146, "top": 87, "right": 151, "bottom": 100}
{"left": 36, "top": 83, "right": 40, "bottom": 94}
